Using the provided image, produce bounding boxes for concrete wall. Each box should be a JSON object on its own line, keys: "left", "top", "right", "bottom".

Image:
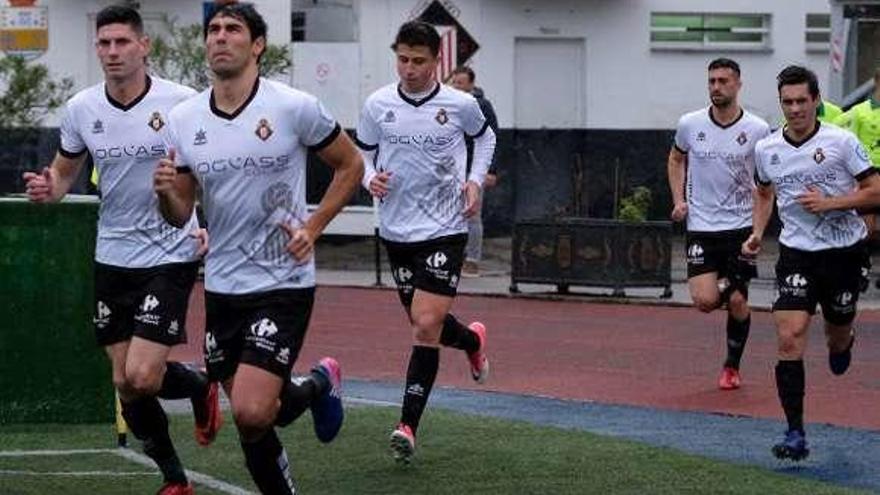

{"left": 15, "top": 0, "right": 833, "bottom": 127}
{"left": 354, "top": 0, "right": 833, "bottom": 129}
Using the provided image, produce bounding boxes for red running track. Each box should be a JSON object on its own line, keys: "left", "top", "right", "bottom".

{"left": 173, "top": 284, "right": 880, "bottom": 431}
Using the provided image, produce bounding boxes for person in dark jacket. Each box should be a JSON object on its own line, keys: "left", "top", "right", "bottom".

{"left": 451, "top": 66, "right": 498, "bottom": 277}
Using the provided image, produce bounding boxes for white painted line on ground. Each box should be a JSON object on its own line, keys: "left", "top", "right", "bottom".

{"left": 0, "top": 448, "right": 255, "bottom": 495}
{"left": 0, "top": 470, "right": 155, "bottom": 477}
{"left": 114, "top": 448, "right": 256, "bottom": 495}
{"left": 345, "top": 396, "right": 398, "bottom": 408}
{"left": 0, "top": 448, "right": 116, "bottom": 457}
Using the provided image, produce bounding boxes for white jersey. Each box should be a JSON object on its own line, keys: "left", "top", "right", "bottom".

{"left": 60, "top": 76, "right": 200, "bottom": 268}
{"left": 755, "top": 122, "right": 874, "bottom": 251}
{"left": 674, "top": 107, "right": 770, "bottom": 232}
{"left": 356, "top": 83, "right": 489, "bottom": 243}
{"left": 166, "top": 78, "right": 340, "bottom": 295}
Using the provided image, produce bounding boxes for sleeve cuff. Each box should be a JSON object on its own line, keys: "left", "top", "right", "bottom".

{"left": 754, "top": 171, "right": 771, "bottom": 186}
{"left": 673, "top": 143, "right": 687, "bottom": 155}
{"left": 308, "top": 123, "right": 342, "bottom": 152}
{"left": 58, "top": 147, "right": 86, "bottom": 159}
{"left": 354, "top": 135, "right": 378, "bottom": 151}
{"left": 855, "top": 168, "right": 878, "bottom": 182}
{"left": 467, "top": 120, "right": 490, "bottom": 139}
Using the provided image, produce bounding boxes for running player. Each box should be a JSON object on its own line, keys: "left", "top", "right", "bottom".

{"left": 667, "top": 58, "right": 770, "bottom": 390}
{"left": 154, "top": 4, "right": 362, "bottom": 492}
{"left": 355, "top": 21, "right": 496, "bottom": 463}
{"left": 22, "top": 6, "right": 219, "bottom": 494}
{"left": 744, "top": 65, "right": 880, "bottom": 460}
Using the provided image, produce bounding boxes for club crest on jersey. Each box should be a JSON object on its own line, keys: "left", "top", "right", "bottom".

{"left": 255, "top": 118, "right": 273, "bottom": 141}
{"left": 435, "top": 108, "right": 448, "bottom": 125}
{"left": 770, "top": 153, "right": 781, "bottom": 165}
{"left": 92, "top": 119, "right": 104, "bottom": 134}
{"left": 696, "top": 131, "right": 706, "bottom": 142}
{"left": 736, "top": 132, "right": 747, "bottom": 145}
{"left": 148, "top": 111, "right": 164, "bottom": 132}
{"left": 384, "top": 110, "right": 396, "bottom": 123}
{"left": 813, "top": 147, "right": 825, "bottom": 164}
{"left": 856, "top": 143, "right": 870, "bottom": 162}
{"left": 194, "top": 129, "right": 207, "bottom": 146}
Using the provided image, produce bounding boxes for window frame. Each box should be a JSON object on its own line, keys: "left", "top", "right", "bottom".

{"left": 805, "top": 13, "right": 831, "bottom": 53}
{"left": 650, "top": 12, "right": 772, "bottom": 52}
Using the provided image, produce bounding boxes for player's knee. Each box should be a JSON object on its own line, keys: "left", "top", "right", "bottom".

{"left": 777, "top": 336, "right": 802, "bottom": 358}
{"left": 411, "top": 311, "right": 443, "bottom": 342}
{"left": 232, "top": 400, "right": 275, "bottom": 434}
{"left": 125, "top": 365, "right": 163, "bottom": 397}
{"left": 728, "top": 291, "right": 748, "bottom": 312}
{"left": 693, "top": 295, "right": 719, "bottom": 313}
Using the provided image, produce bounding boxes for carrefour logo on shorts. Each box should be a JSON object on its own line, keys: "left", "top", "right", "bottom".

{"left": 785, "top": 274, "right": 808, "bottom": 288}
{"left": 135, "top": 294, "right": 161, "bottom": 326}
{"left": 140, "top": 294, "right": 160, "bottom": 312}
{"left": 395, "top": 267, "right": 413, "bottom": 283}
{"left": 205, "top": 332, "right": 218, "bottom": 354}
{"left": 94, "top": 301, "right": 112, "bottom": 329}
{"left": 687, "top": 243, "right": 704, "bottom": 264}
{"left": 426, "top": 251, "right": 448, "bottom": 269}
{"left": 251, "top": 318, "right": 278, "bottom": 338}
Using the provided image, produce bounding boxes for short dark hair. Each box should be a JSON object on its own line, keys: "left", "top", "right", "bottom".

{"left": 96, "top": 5, "right": 144, "bottom": 34}
{"left": 392, "top": 21, "right": 440, "bottom": 57}
{"left": 777, "top": 65, "right": 820, "bottom": 98}
{"left": 451, "top": 66, "right": 475, "bottom": 82}
{"left": 204, "top": 2, "right": 267, "bottom": 44}
{"left": 707, "top": 58, "right": 740, "bottom": 77}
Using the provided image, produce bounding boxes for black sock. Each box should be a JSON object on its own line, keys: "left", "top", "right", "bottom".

{"left": 400, "top": 346, "right": 439, "bottom": 434}
{"left": 775, "top": 360, "right": 805, "bottom": 433}
{"left": 275, "top": 371, "right": 326, "bottom": 427}
{"left": 439, "top": 314, "right": 479, "bottom": 353}
{"left": 724, "top": 314, "right": 751, "bottom": 369}
{"left": 157, "top": 362, "right": 209, "bottom": 400}
{"left": 121, "top": 397, "right": 187, "bottom": 484}
{"left": 241, "top": 429, "right": 296, "bottom": 495}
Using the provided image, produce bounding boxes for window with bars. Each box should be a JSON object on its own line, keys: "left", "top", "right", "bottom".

{"left": 805, "top": 13, "right": 831, "bottom": 52}
{"left": 291, "top": 11, "right": 305, "bottom": 42}
{"left": 650, "top": 13, "right": 771, "bottom": 51}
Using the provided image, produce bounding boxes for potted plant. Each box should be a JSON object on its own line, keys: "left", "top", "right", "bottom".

{"left": 511, "top": 185, "right": 672, "bottom": 296}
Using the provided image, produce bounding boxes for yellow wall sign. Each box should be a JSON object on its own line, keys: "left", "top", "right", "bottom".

{"left": 0, "top": 6, "right": 48, "bottom": 59}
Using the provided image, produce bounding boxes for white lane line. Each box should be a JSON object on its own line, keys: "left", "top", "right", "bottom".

{"left": 0, "top": 448, "right": 117, "bottom": 457}
{"left": 0, "top": 470, "right": 155, "bottom": 477}
{"left": 0, "top": 448, "right": 255, "bottom": 495}
{"left": 113, "top": 448, "right": 256, "bottom": 495}
{"left": 345, "top": 396, "right": 398, "bottom": 408}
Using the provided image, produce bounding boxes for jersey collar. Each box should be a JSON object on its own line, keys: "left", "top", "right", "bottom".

{"left": 783, "top": 120, "right": 821, "bottom": 148}
{"left": 105, "top": 74, "right": 151, "bottom": 112}
{"left": 708, "top": 106, "right": 744, "bottom": 129}
{"left": 397, "top": 82, "right": 440, "bottom": 108}
{"left": 210, "top": 77, "right": 260, "bottom": 121}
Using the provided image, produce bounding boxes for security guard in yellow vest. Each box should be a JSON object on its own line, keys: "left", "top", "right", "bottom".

{"left": 836, "top": 67, "right": 880, "bottom": 167}
{"left": 818, "top": 99, "right": 843, "bottom": 124}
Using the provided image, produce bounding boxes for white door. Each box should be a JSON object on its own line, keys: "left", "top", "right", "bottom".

{"left": 514, "top": 38, "right": 585, "bottom": 129}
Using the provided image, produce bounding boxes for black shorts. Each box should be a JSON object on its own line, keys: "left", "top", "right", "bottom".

{"left": 773, "top": 243, "right": 867, "bottom": 317}
{"left": 383, "top": 233, "right": 467, "bottom": 306}
{"left": 93, "top": 261, "right": 198, "bottom": 347}
{"left": 686, "top": 228, "right": 757, "bottom": 281}
{"left": 204, "top": 287, "right": 315, "bottom": 382}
